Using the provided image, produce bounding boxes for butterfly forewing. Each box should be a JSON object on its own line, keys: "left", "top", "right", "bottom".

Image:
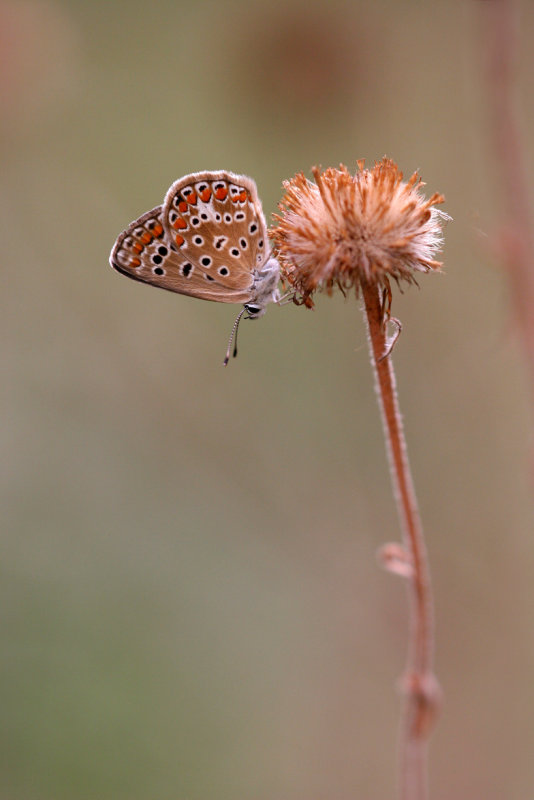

{"left": 109, "top": 204, "right": 253, "bottom": 303}
{"left": 162, "top": 170, "right": 270, "bottom": 292}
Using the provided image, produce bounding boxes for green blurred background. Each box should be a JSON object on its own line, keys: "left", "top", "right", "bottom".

{"left": 2, "top": 0, "right": 534, "bottom": 797}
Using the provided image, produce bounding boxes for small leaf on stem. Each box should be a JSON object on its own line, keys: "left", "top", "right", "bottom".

{"left": 377, "top": 542, "right": 414, "bottom": 578}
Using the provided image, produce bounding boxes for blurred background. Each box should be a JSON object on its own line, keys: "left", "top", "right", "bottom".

{"left": 2, "top": 0, "right": 534, "bottom": 797}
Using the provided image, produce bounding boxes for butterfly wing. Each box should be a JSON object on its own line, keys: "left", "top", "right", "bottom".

{"left": 109, "top": 205, "right": 253, "bottom": 304}
{"left": 161, "top": 170, "right": 271, "bottom": 292}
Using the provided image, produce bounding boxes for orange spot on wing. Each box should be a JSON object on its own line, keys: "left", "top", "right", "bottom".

{"left": 130, "top": 257, "right": 141, "bottom": 267}
{"left": 140, "top": 231, "right": 152, "bottom": 244}
{"left": 238, "top": 190, "right": 247, "bottom": 202}
{"left": 175, "top": 234, "right": 185, "bottom": 247}
{"left": 200, "top": 187, "right": 212, "bottom": 202}
{"left": 214, "top": 187, "right": 228, "bottom": 200}
{"left": 187, "top": 191, "right": 197, "bottom": 205}
{"left": 132, "top": 242, "right": 144, "bottom": 254}
{"left": 153, "top": 222, "right": 163, "bottom": 237}
{"left": 172, "top": 217, "right": 187, "bottom": 230}
{"left": 178, "top": 200, "right": 188, "bottom": 213}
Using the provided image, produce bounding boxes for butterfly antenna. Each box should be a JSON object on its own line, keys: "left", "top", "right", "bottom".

{"left": 223, "top": 308, "right": 246, "bottom": 366}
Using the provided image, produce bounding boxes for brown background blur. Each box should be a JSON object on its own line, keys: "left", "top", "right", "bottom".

{"left": 2, "top": 0, "right": 534, "bottom": 797}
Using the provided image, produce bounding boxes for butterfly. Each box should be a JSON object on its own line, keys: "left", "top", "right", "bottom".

{"left": 109, "top": 170, "right": 281, "bottom": 364}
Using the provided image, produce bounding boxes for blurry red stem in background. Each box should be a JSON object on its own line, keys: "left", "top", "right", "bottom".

{"left": 481, "top": 0, "right": 534, "bottom": 389}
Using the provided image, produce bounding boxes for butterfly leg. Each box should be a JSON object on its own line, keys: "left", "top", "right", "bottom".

{"left": 277, "top": 290, "right": 297, "bottom": 306}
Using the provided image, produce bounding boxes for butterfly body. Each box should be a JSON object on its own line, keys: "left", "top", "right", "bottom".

{"left": 110, "top": 171, "right": 281, "bottom": 320}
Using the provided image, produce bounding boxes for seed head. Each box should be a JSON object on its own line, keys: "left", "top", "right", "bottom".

{"left": 271, "top": 158, "right": 449, "bottom": 307}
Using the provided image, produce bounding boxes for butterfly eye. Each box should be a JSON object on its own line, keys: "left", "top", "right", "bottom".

{"left": 244, "top": 303, "right": 261, "bottom": 315}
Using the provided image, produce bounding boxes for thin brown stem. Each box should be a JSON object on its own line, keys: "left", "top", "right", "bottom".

{"left": 361, "top": 281, "right": 441, "bottom": 800}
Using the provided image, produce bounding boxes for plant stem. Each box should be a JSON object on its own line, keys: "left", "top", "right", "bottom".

{"left": 481, "top": 0, "right": 534, "bottom": 393}
{"left": 361, "top": 281, "right": 440, "bottom": 800}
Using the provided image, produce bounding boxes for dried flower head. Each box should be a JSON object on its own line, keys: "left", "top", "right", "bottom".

{"left": 271, "top": 158, "right": 448, "bottom": 307}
